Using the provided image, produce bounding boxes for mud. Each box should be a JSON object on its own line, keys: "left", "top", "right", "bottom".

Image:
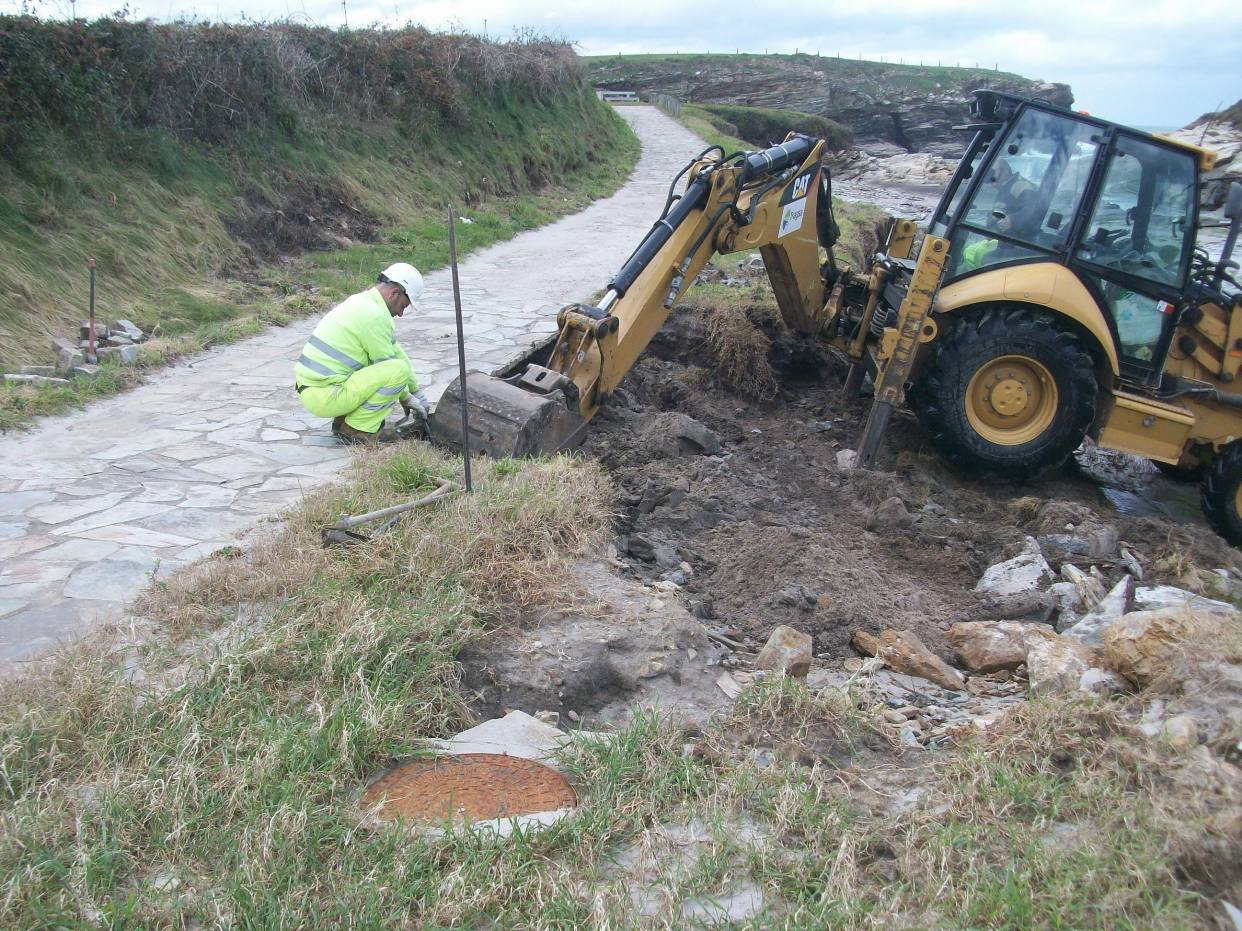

{"left": 578, "top": 299, "right": 1242, "bottom": 667}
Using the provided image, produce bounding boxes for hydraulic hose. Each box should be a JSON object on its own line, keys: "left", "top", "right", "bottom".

{"left": 607, "top": 135, "right": 815, "bottom": 298}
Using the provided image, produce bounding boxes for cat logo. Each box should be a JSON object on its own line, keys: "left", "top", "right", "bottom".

{"left": 791, "top": 172, "right": 811, "bottom": 200}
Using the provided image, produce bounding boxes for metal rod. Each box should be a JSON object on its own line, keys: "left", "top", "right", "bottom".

{"left": 329, "top": 480, "right": 458, "bottom": 530}
{"left": 87, "top": 258, "right": 96, "bottom": 359}
{"left": 447, "top": 207, "right": 473, "bottom": 492}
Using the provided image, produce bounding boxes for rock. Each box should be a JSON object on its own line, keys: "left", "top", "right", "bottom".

{"left": 18, "top": 365, "right": 56, "bottom": 377}
{"left": 868, "top": 496, "right": 912, "bottom": 531}
{"left": 3, "top": 373, "right": 70, "bottom": 386}
{"left": 97, "top": 344, "right": 139, "bottom": 365}
{"left": 970, "top": 590, "right": 1056, "bottom": 624}
{"left": 111, "top": 319, "right": 145, "bottom": 341}
{"left": 1037, "top": 523, "right": 1120, "bottom": 560}
{"left": 975, "top": 549, "right": 1054, "bottom": 598}
{"left": 1162, "top": 714, "right": 1199, "bottom": 748}
{"left": 852, "top": 628, "right": 966, "bottom": 691}
{"left": 1078, "top": 666, "right": 1129, "bottom": 695}
{"left": 946, "top": 621, "right": 1030, "bottom": 673}
{"left": 1048, "top": 581, "right": 1085, "bottom": 628}
{"left": 807, "top": 420, "right": 834, "bottom": 433}
{"left": 754, "top": 625, "right": 812, "bottom": 680}
{"left": 69, "top": 364, "right": 101, "bottom": 379}
{"left": 1119, "top": 547, "right": 1144, "bottom": 581}
{"left": 1133, "top": 585, "right": 1234, "bottom": 614}
{"left": 80, "top": 321, "right": 109, "bottom": 341}
{"left": 643, "top": 412, "right": 721, "bottom": 456}
{"left": 56, "top": 346, "right": 85, "bottom": 374}
{"left": 1060, "top": 574, "right": 1135, "bottom": 642}
{"left": 1062, "top": 563, "right": 1107, "bottom": 609}
{"left": 1101, "top": 604, "right": 1241, "bottom": 688}
{"left": 104, "top": 333, "right": 134, "bottom": 346}
{"left": 835, "top": 449, "right": 858, "bottom": 470}
{"left": 49, "top": 336, "right": 76, "bottom": 357}
{"left": 1025, "top": 634, "right": 1095, "bottom": 697}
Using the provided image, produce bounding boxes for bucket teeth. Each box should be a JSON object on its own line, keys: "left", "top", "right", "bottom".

{"left": 427, "top": 372, "right": 587, "bottom": 459}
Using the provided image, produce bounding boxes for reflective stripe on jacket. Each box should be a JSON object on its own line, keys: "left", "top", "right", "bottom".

{"left": 293, "top": 288, "right": 418, "bottom": 393}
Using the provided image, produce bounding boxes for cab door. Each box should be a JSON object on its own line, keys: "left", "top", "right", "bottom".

{"left": 1072, "top": 133, "right": 1198, "bottom": 383}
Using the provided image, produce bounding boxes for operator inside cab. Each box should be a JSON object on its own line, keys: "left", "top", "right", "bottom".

{"left": 293, "top": 262, "right": 431, "bottom": 443}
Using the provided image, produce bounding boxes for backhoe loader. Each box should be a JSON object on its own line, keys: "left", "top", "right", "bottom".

{"left": 428, "top": 91, "right": 1242, "bottom": 544}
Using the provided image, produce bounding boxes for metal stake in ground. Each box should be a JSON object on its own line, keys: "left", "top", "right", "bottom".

{"left": 87, "top": 258, "right": 97, "bottom": 361}
{"left": 447, "top": 207, "right": 473, "bottom": 492}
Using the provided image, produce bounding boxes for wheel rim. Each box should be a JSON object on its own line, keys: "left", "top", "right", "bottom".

{"left": 1234, "top": 482, "right": 1242, "bottom": 524}
{"left": 965, "top": 355, "right": 1059, "bottom": 446}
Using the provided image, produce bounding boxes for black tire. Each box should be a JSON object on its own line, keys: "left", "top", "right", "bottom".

{"left": 1200, "top": 443, "right": 1242, "bottom": 546}
{"left": 908, "top": 306, "right": 1097, "bottom": 480}
{"left": 1152, "top": 459, "right": 1203, "bottom": 482}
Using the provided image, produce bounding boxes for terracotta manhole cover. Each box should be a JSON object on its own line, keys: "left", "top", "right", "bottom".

{"left": 361, "top": 753, "right": 577, "bottom": 824}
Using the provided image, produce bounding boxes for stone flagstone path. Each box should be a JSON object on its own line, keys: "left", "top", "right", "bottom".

{"left": 0, "top": 106, "right": 708, "bottom": 666}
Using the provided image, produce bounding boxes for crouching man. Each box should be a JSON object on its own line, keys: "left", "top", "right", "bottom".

{"left": 294, "top": 262, "right": 431, "bottom": 443}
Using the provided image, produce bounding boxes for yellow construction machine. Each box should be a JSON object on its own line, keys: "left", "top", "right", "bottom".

{"left": 429, "top": 91, "right": 1242, "bottom": 544}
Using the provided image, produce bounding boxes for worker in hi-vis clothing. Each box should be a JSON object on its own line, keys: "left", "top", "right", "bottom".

{"left": 294, "top": 263, "right": 431, "bottom": 443}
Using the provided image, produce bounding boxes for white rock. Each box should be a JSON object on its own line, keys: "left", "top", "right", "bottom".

{"left": 1162, "top": 714, "right": 1199, "bottom": 748}
{"left": 1061, "top": 574, "right": 1135, "bottom": 642}
{"left": 836, "top": 449, "right": 858, "bottom": 470}
{"left": 1133, "top": 585, "right": 1234, "bottom": 613}
{"left": 975, "top": 550, "right": 1054, "bottom": 598}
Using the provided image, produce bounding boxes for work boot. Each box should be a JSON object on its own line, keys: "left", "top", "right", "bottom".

{"left": 331, "top": 416, "right": 346, "bottom": 436}
{"left": 337, "top": 421, "right": 400, "bottom": 445}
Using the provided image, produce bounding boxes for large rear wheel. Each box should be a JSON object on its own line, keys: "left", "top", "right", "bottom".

{"left": 1200, "top": 443, "right": 1242, "bottom": 546}
{"left": 909, "top": 306, "right": 1098, "bottom": 479}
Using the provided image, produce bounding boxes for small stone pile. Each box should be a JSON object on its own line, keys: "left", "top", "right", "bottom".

{"left": 4, "top": 319, "right": 149, "bottom": 387}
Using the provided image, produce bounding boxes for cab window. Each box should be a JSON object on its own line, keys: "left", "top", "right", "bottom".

{"left": 1077, "top": 135, "right": 1196, "bottom": 289}
{"left": 960, "top": 108, "right": 1100, "bottom": 252}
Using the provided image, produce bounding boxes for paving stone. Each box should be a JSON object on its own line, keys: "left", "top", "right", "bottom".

{"left": 0, "top": 520, "right": 30, "bottom": 540}
{"left": 0, "top": 536, "right": 52, "bottom": 560}
{"left": 193, "top": 454, "right": 275, "bottom": 480}
{"left": 91, "top": 430, "right": 188, "bottom": 462}
{"left": 0, "top": 561, "right": 75, "bottom": 584}
{"left": 0, "top": 598, "right": 27, "bottom": 619}
{"left": 25, "top": 492, "right": 129, "bottom": 525}
{"left": 51, "top": 501, "right": 175, "bottom": 537}
{"left": 28, "top": 539, "right": 121, "bottom": 562}
{"left": 0, "top": 490, "right": 57, "bottom": 517}
{"left": 64, "top": 552, "right": 159, "bottom": 602}
{"left": 261, "top": 428, "right": 299, "bottom": 441}
{"left": 71, "top": 525, "right": 197, "bottom": 548}
{"left": 181, "top": 486, "right": 239, "bottom": 508}
{"left": 161, "top": 441, "right": 230, "bottom": 462}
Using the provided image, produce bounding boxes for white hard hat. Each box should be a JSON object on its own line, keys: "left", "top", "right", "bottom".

{"left": 381, "top": 262, "right": 424, "bottom": 302}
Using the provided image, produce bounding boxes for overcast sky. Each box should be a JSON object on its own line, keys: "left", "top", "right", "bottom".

{"left": 16, "top": 0, "right": 1242, "bottom": 128}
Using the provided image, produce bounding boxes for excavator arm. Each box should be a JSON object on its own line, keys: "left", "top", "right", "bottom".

{"left": 429, "top": 134, "right": 838, "bottom": 457}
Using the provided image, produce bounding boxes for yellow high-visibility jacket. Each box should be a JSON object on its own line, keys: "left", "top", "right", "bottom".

{"left": 294, "top": 287, "right": 418, "bottom": 395}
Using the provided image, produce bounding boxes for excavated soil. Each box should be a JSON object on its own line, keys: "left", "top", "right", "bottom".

{"left": 579, "top": 302, "right": 1242, "bottom": 663}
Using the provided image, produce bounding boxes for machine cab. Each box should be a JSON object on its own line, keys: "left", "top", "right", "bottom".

{"left": 929, "top": 91, "right": 1200, "bottom": 384}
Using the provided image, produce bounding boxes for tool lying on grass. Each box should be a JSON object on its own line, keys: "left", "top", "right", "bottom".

{"left": 321, "top": 478, "right": 459, "bottom": 546}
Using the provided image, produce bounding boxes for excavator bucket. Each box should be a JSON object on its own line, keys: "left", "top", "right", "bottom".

{"left": 427, "top": 370, "right": 588, "bottom": 459}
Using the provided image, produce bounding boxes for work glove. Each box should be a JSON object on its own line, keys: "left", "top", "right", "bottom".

{"left": 401, "top": 389, "right": 430, "bottom": 417}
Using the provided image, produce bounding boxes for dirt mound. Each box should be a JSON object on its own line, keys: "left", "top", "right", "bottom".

{"left": 581, "top": 305, "right": 1242, "bottom": 667}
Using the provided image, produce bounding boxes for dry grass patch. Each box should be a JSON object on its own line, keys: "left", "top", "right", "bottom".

{"left": 0, "top": 446, "right": 614, "bottom": 927}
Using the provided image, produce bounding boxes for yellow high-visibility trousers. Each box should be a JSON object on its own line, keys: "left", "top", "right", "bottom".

{"left": 297, "top": 357, "right": 410, "bottom": 433}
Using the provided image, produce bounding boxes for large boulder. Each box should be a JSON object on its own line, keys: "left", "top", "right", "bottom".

{"left": 1101, "top": 604, "right": 1241, "bottom": 688}
{"left": 946, "top": 621, "right": 1030, "bottom": 673}
{"left": 1025, "top": 634, "right": 1095, "bottom": 697}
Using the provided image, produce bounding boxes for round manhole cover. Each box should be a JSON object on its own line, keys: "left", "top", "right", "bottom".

{"left": 361, "top": 753, "right": 577, "bottom": 824}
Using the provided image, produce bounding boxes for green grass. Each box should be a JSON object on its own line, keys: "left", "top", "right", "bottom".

{"left": 692, "top": 103, "right": 851, "bottom": 151}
